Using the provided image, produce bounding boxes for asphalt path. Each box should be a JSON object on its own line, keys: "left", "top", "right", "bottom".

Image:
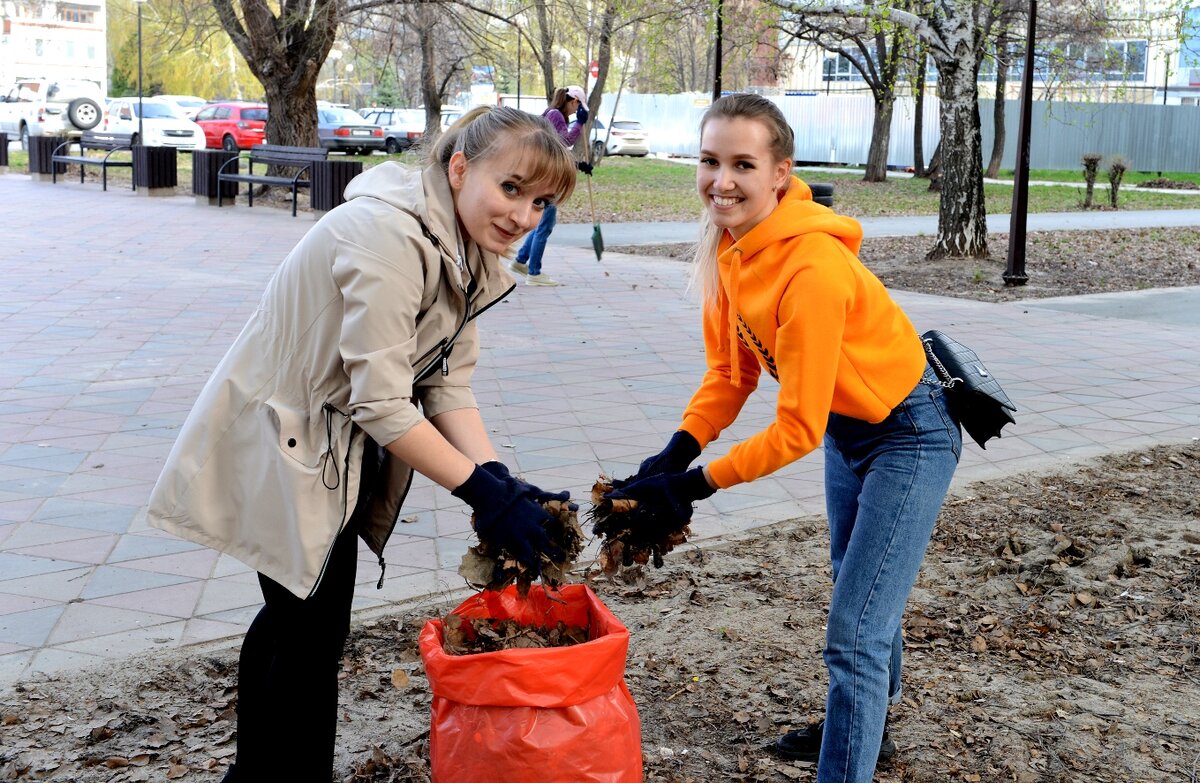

{"left": 551, "top": 210, "right": 1200, "bottom": 329}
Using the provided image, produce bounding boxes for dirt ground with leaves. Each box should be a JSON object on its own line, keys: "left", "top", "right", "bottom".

{"left": 2, "top": 442, "right": 1197, "bottom": 782}
{"left": 614, "top": 227, "right": 1200, "bottom": 303}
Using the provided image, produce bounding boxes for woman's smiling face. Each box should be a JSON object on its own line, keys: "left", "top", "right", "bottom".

{"left": 696, "top": 116, "right": 792, "bottom": 240}
{"left": 448, "top": 145, "right": 558, "bottom": 254}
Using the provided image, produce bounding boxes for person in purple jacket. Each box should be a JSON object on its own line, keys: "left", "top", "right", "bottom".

{"left": 511, "top": 84, "right": 592, "bottom": 286}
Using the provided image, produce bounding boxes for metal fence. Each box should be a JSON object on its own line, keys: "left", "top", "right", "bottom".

{"left": 600, "top": 92, "right": 1200, "bottom": 173}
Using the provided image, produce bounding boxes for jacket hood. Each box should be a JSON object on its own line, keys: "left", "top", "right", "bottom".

{"left": 343, "top": 161, "right": 460, "bottom": 252}
{"left": 724, "top": 176, "right": 863, "bottom": 262}
{"left": 342, "top": 161, "right": 513, "bottom": 296}
{"left": 714, "top": 176, "right": 864, "bottom": 387}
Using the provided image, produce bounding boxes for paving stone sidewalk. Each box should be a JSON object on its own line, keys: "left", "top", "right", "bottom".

{"left": 0, "top": 175, "right": 1197, "bottom": 688}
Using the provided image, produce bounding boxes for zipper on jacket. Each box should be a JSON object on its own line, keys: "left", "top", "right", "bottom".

{"left": 306, "top": 409, "right": 354, "bottom": 601}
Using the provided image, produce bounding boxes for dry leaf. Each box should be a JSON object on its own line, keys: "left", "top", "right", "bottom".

{"left": 390, "top": 668, "right": 410, "bottom": 689}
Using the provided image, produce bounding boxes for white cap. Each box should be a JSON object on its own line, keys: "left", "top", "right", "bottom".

{"left": 565, "top": 85, "right": 586, "bottom": 105}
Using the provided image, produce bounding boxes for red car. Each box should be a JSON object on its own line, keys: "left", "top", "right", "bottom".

{"left": 194, "top": 102, "right": 268, "bottom": 150}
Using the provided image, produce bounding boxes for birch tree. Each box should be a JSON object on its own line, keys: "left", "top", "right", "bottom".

{"left": 775, "top": 0, "right": 997, "bottom": 259}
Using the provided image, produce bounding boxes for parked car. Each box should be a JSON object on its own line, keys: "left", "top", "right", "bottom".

{"left": 317, "top": 106, "right": 385, "bottom": 154}
{"left": 102, "top": 97, "right": 205, "bottom": 150}
{"left": 154, "top": 94, "right": 209, "bottom": 120}
{"left": 360, "top": 107, "right": 425, "bottom": 153}
{"left": 193, "top": 102, "right": 268, "bottom": 150}
{"left": 0, "top": 79, "right": 105, "bottom": 149}
{"left": 590, "top": 117, "right": 649, "bottom": 159}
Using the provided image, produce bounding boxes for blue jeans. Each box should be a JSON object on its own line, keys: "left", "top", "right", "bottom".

{"left": 515, "top": 203, "right": 557, "bottom": 276}
{"left": 818, "top": 368, "right": 960, "bottom": 783}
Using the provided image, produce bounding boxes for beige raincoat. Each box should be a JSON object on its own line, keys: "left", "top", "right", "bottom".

{"left": 148, "top": 162, "right": 515, "bottom": 598}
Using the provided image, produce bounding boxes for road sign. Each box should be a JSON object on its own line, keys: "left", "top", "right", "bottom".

{"left": 589, "top": 61, "right": 600, "bottom": 78}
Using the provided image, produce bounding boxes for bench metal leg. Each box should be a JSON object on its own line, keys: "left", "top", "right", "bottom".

{"left": 79, "top": 164, "right": 84, "bottom": 185}
{"left": 292, "top": 185, "right": 298, "bottom": 217}
{"left": 248, "top": 183, "right": 254, "bottom": 209}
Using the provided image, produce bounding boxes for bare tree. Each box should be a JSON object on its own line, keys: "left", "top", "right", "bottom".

{"left": 778, "top": 12, "right": 913, "bottom": 182}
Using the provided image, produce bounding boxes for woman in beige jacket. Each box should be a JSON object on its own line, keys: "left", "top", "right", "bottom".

{"left": 147, "top": 107, "right": 579, "bottom": 782}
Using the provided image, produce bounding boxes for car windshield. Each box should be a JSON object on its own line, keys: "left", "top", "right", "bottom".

{"left": 612, "top": 121, "right": 642, "bottom": 131}
{"left": 135, "top": 102, "right": 183, "bottom": 119}
{"left": 241, "top": 108, "right": 268, "bottom": 121}
{"left": 396, "top": 109, "right": 425, "bottom": 124}
{"left": 321, "top": 108, "right": 367, "bottom": 124}
{"left": 173, "top": 98, "right": 206, "bottom": 108}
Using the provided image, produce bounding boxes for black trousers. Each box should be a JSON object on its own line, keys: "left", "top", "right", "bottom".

{"left": 226, "top": 443, "right": 381, "bottom": 782}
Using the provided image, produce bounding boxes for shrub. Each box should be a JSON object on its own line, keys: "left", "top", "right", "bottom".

{"left": 1081, "top": 153, "right": 1102, "bottom": 208}
{"left": 1108, "top": 157, "right": 1129, "bottom": 209}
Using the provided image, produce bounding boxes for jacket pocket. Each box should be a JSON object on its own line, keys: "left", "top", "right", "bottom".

{"left": 265, "top": 396, "right": 324, "bottom": 468}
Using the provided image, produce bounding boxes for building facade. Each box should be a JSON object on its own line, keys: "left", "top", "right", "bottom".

{"left": 782, "top": 3, "right": 1200, "bottom": 106}
{"left": 0, "top": 0, "right": 108, "bottom": 92}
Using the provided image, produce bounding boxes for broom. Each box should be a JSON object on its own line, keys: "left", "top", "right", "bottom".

{"left": 584, "top": 138, "right": 604, "bottom": 261}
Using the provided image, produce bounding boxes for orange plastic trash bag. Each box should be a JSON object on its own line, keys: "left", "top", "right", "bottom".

{"left": 418, "top": 583, "right": 643, "bottom": 782}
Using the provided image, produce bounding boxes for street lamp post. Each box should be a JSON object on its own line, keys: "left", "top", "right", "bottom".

{"left": 135, "top": 0, "right": 146, "bottom": 143}
{"left": 1003, "top": 0, "right": 1037, "bottom": 287}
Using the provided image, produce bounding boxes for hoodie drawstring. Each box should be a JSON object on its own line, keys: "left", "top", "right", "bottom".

{"left": 726, "top": 246, "right": 743, "bottom": 388}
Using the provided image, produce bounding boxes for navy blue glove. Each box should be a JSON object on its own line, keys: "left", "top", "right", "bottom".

{"left": 481, "top": 460, "right": 572, "bottom": 506}
{"left": 575, "top": 104, "right": 589, "bottom": 125}
{"left": 635, "top": 431, "right": 701, "bottom": 481}
{"left": 605, "top": 466, "right": 716, "bottom": 524}
{"left": 577, "top": 160, "right": 594, "bottom": 176}
{"left": 453, "top": 465, "right": 562, "bottom": 569}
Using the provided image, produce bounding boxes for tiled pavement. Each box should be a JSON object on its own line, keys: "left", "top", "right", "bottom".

{"left": 1, "top": 174, "right": 1197, "bottom": 689}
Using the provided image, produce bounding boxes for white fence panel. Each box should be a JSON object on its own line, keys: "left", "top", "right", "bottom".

{"left": 601, "top": 92, "right": 1200, "bottom": 173}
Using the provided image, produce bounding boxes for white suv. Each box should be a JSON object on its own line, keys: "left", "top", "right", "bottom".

{"left": 0, "top": 79, "right": 105, "bottom": 149}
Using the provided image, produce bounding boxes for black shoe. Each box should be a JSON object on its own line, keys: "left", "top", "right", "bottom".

{"left": 773, "top": 719, "right": 897, "bottom": 764}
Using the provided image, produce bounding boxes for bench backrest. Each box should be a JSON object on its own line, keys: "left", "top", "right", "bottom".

{"left": 81, "top": 131, "right": 134, "bottom": 151}
{"left": 248, "top": 144, "right": 328, "bottom": 167}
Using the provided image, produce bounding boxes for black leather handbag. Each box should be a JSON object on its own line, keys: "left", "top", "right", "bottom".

{"left": 921, "top": 330, "right": 1017, "bottom": 449}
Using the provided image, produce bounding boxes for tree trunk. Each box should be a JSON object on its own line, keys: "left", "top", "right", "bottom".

{"left": 985, "top": 27, "right": 1009, "bottom": 179}
{"left": 535, "top": 0, "right": 555, "bottom": 98}
{"left": 912, "top": 48, "right": 927, "bottom": 178}
{"left": 863, "top": 90, "right": 894, "bottom": 182}
{"left": 210, "top": 0, "right": 335, "bottom": 152}
{"left": 414, "top": 8, "right": 441, "bottom": 138}
{"left": 926, "top": 60, "right": 988, "bottom": 260}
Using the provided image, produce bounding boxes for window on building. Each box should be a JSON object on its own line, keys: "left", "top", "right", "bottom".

{"left": 58, "top": 4, "right": 95, "bottom": 23}
{"left": 822, "top": 53, "right": 866, "bottom": 82}
{"left": 87, "top": 45, "right": 96, "bottom": 60}
{"left": 1062, "top": 40, "right": 1148, "bottom": 81}
{"left": 34, "top": 39, "right": 43, "bottom": 56}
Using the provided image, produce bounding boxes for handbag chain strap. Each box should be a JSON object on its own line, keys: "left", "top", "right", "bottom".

{"left": 921, "top": 338, "right": 962, "bottom": 390}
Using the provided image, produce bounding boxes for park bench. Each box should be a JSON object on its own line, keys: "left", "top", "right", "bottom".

{"left": 51, "top": 131, "right": 135, "bottom": 191}
{"left": 217, "top": 144, "right": 329, "bottom": 217}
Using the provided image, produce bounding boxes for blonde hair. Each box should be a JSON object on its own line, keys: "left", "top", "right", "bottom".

{"left": 691, "top": 94, "right": 794, "bottom": 307}
{"left": 426, "top": 105, "right": 577, "bottom": 206}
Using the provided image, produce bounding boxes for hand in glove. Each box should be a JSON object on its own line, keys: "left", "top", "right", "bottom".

{"left": 576, "top": 160, "right": 594, "bottom": 176}
{"left": 604, "top": 466, "right": 716, "bottom": 525}
{"left": 481, "top": 460, "right": 574, "bottom": 507}
{"left": 634, "top": 431, "right": 701, "bottom": 481}
{"left": 453, "top": 464, "right": 562, "bottom": 569}
{"left": 575, "top": 104, "right": 589, "bottom": 125}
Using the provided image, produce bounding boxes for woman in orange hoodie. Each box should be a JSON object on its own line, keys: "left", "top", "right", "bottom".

{"left": 609, "top": 94, "right": 961, "bottom": 782}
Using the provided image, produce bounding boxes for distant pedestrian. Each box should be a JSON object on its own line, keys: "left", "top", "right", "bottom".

{"left": 607, "top": 93, "right": 962, "bottom": 783}
{"left": 511, "top": 84, "right": 593, "bottom": 286}
{"left": 147, "top": 106, "right": 579, "bottom": 783}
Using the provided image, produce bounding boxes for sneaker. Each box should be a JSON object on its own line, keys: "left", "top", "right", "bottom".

{"left": 525, "top": 273, "right": 560, "bottom": 287}
{"left": 510, "top": 261, "right": 529, "bottom": 275}
{"left": 773, "top": 718, "right": 896, "bottom": 764}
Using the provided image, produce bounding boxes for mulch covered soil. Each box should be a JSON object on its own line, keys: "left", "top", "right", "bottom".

{"left": 2, "top": 443, "right": 1196, "bottom": 782}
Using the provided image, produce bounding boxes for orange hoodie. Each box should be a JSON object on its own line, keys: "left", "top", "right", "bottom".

{"left": 680, "top": 176, "right": 926, "bottom": 489}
